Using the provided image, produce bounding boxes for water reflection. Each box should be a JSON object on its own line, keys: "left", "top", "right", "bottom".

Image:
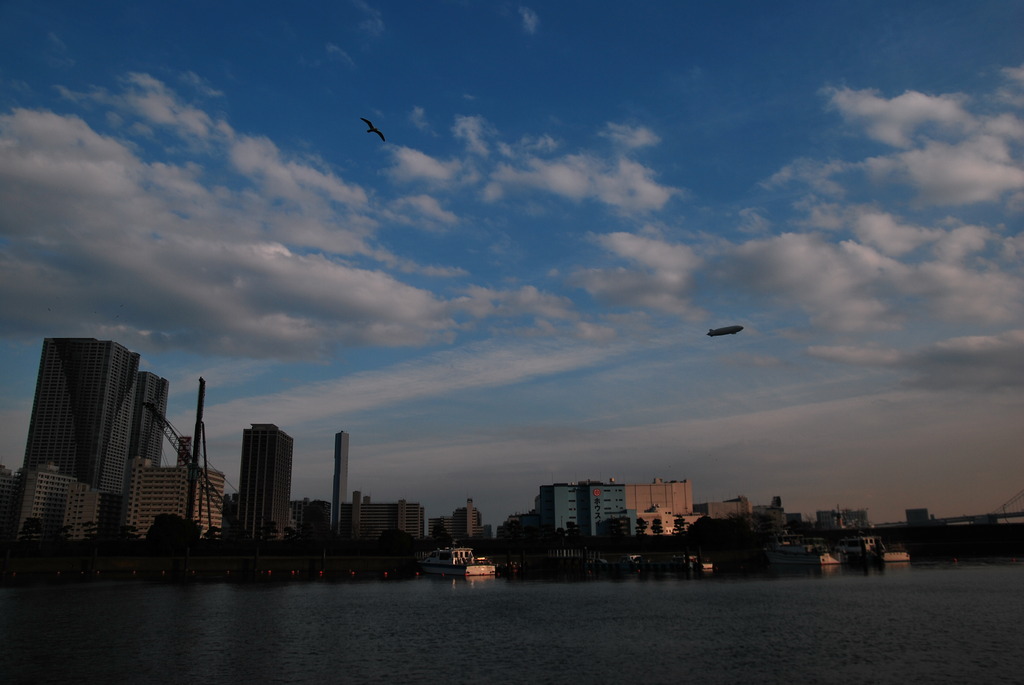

{"left": 1, "top": 561, "right": 1021, "bottom": 682}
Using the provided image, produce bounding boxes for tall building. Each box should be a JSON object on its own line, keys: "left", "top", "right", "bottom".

{"left": 129, "top": 371, "right": 170, "bottom": 466}
{"left": 23, "top": 338, "right": 140, "bottom": 494}
{"left": 332, "top": 431, "right": 349, "bottom": 532}
{"left": 237, "top": 424, "right": 293, "bottom": 539}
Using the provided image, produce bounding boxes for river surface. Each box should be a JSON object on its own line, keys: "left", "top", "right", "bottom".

{"left": 2, "top": 560, "right": 1022, "bottom": 684}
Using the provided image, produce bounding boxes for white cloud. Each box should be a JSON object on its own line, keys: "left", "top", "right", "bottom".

{"left": 852, "top": 210, "right": 941, "bottom": 256}
{"left": 409, "top": 106, "right": 431, "bottom": 132}
{"left": 452, "top": 114, "right": 492, "bottom": 156}
{"left": 865, "top": 135, "right": 1024, "bottom": 205}
{"left": 230, "top": 134, "right": 368, "bottom": 208}
{"left": 518, "top": 7, "right": 539, "bottom": 35}
{"left": 388, "top": 146, "right": 462, "bottom": 184}
{"left": 455, "top": 285, "right": 577, "bottom": 322}
{"left": 809, "top": 331, "right": 1024, "bottom": 391}
{"left": 726, "top": 232, "right": 904, "bottom": 331}
{"left": 326, "top": 43, "right": 355, "bottom": 68}
{"left": 600, "top": 122, "right": 661, "bottom": 149}
{"left": 573, "top": 232, "right": 702, "bottom": 316}
{"left": 826, "top": 86, "right": 973, "bottom": 148}
{"left": 353, "top": 0, "right": 385, "bottom": 37}
{"left": 489, "top": 154, "right": 677, "bottom": 211}
{"left": 391, "top": 194, "right": 458, "bottom": 226}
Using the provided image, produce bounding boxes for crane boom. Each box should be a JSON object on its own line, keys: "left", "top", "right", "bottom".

{"left": 141, "top": 378, "right": 218, "bottom": 532}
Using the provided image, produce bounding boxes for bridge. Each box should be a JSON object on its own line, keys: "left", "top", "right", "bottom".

{"left": 926, "top": 488, "right": 1024, "bottom": 525}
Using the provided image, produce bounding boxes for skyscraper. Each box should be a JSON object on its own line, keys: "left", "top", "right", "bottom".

{"left": 332, "top": 430, "right": 349, "bottom": 532}
{"left": 129, "top": 371, "right": 169, "bottom": 466}
{"left": 23, "top": 338, "right": 141, "bottom": 494}
{"left": 237, "top": 424, "right": 293, "bottom": 539}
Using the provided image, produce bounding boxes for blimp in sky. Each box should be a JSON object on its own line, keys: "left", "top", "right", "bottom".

{"left": 707, "top": 325, "right": 744, "bottom": 337}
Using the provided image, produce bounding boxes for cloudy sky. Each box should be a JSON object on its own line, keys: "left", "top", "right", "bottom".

{"left": 1, "top": 2, "right": 1022, "bottom": 526}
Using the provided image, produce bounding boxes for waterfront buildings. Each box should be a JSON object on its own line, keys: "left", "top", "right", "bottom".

{"left": 429, "top": 498, "right": 485, "bottom": 539}
{"left": 694, "top": 495, "right": 752, "bottom": 519}
{"left": 237, "top": 424, "right": 293, "bottom": 539}
{"left": 290, "top": 497, "right": 331, "bottom": 537}
{"left": 15, "top": 464, "right": 77, "bottom": 540}
{"left": 64, "top": 481, "right": 123, "bottom": 540}
{"left": 23, "top": 338, "right": 143, "bottom": 494}
{"left": 125, "top": 457, "right": 225, "bottom": 535}
{"left": 0, "top": 465, "right": 18, "bottom": 540}
{"left": 536, "top": 478, "right": 696, "bottom": 536}
{"left": 336, "top": 491, "right": 424, "bottom": 539}
{"left": 332, "top": 431, "right": 349, "bottom": 533}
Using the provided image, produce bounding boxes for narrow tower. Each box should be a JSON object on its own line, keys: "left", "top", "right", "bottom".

{"left": 332, "top": 431, "right": 350, "bottom": 533}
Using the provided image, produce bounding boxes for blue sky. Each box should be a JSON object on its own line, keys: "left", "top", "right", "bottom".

{"left": 1, "top": 1, "right": 1022, "bottom": 526}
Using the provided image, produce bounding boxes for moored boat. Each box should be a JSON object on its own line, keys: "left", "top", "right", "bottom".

{"left": 418, "top": 547, "right": 496, "bottom": 576}
{"left": 765, "top": 533, "right": 841, "bottom": 566}
{"left": 835, "top": 534, "right": 911, "bottom": 564}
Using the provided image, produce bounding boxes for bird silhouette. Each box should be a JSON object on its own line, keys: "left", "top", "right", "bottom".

{"left": 360, "top": 118, "right": 385, "bottom": 142}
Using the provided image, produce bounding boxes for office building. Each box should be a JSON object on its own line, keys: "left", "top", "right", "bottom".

{"left": 537, "top": 480, "right": 629, "bottom": 536}
{"left": 332, "top": 431, "right": 349, "bottom": 532}
{"left": 336, "top": 491, "right": 424, "bottom": 539}
{"left": 237, "top": 424, "right": 293, "bottom": 539}
{"left": 23, "top": 338, "right": 140, "bottom": 494}
{"left": 537, "top": 478, "right": 696, "bottom": 536}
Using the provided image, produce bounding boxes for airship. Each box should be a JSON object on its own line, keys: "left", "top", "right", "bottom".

{"left": 707, "top": 325, "right": 744, "bottom": 337}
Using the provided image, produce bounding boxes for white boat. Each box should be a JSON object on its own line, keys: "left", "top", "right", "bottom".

{"left": 765, "top": 534, "right": 841, "bottom": 566}
{"left": 418, "top": 547, "right": 496, "bottom": 576}
{"left": 835, "top": 535, "right": 910, "bottom": 564}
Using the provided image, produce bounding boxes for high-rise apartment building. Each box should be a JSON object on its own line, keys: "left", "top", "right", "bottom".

{"left": 237, "top": 424, "right": 293, "bottom": 539}
{"left": 129, "top": 371, "right": 169, "bottom": 466}
{"left": 64, "top": 482, "right": 123, "bottom": 540}
{"left": 336, "top": 491, "right": 424, "bottom": 539}
{"left": 429, "top": 498, "right": 485, "bottom": 539}
{"left": 332, "top": 430, "right": 349, "bottom": 532}
{"left": 23, "top": 338, "right": 141, "bottom": 493}
{"left": 125, "top": 457, "right": 225, "bottom": 536}
{"left": 15, "top": 463, "right": 77, "bottom": 540}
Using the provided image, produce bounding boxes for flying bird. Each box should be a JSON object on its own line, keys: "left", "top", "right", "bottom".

{"left": 360, "top": 118, "right": 385, "bottom": 142}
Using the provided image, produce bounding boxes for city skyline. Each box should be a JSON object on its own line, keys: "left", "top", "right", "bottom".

{"left": 1, "top": 3, "right": 1022, "bottom": 525}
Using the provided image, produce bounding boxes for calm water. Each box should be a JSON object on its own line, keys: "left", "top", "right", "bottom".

{"left": 2, "top": 561, "right": 1022, "bottom": 684}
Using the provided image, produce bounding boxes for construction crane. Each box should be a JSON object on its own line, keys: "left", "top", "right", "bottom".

{"left": 142, "top": 378, "right": 219, "bottom": 532}
{"left": 144, "top": 403, "right": 192, "bottom": 467}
